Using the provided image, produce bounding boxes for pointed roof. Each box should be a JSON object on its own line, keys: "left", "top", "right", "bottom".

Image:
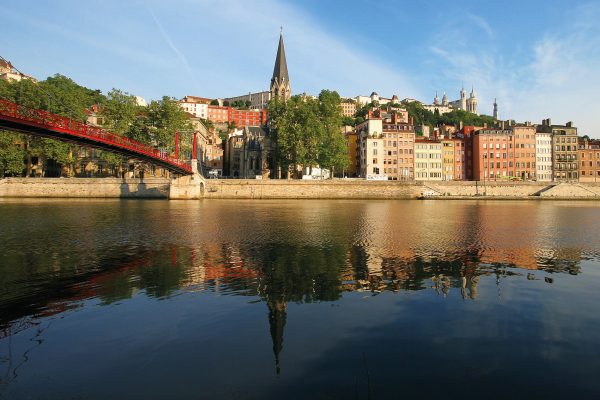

{"left": 272, "top": 32, "right": 289, "bottom": 85}
{"left": 268, "top": 299, "right": 287, "bottom": 375}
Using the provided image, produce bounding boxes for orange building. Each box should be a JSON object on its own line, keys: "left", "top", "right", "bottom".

{"left": 473, "top": 125, "right": 537, "bottom": 181}
{"left": 207, "top": 106, "right": 267, "bottom": 127}
{"left": 512, "top": 124, "right": 537, "bottom": 180}
{"left": 473, "top": 129, "right": 514, "bottom": 181}
{"left": 381, "top": 111, "right": 415, "bottom": 180}
{"left": 578, "top": 139, "right": 600, "bottom": 182}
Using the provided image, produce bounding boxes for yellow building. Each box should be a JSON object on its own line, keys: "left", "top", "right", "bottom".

{"left": 414, "top": 139, "right": 442, "bottom": 180}
{"left": 341, "top": 99, "right": 357, "bottom": 117}
{"left": 441, "top": 139, "right": 455, "bottom": 180}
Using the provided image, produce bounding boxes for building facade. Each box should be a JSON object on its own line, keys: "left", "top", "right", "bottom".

{"left": 536, "top": 132, "right": 553, "bottom": 181}
{"left": 356, "top": 112, "right": 385, "bottom": 179}
{"left": 0, "top": 59, "right": 36, "bottom": 82}
{"left": 178, "top": 96, "right": 210, "bottom": 119}
{"left": 441, "top": 139, "right": 455, "bottom": 180}
{"left": 414, "top": 139, "right": 442, "bottom": 180}
{"left": 224, "top": 127, "right": 271, "bottom": 178}
{"left": 538, "top": 119, "right": 579, "bottom": 181}
{"left": 341, "top": 99, "right": 357, "bottom": 117}
{"left": 512, "top": 124, "right": 537, "bottom": 180}
{"left": 206, "top": 106, "right": 267, "bottom": 127}
{"left": 578, "top": 139, "right": 600, "bottom": 182}
{"left": 381, "top": 111, "right": 415, "bottom": 180}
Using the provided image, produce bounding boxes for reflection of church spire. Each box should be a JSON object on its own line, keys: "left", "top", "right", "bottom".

{"left": 267, "top": 299, "right": 287, "bottom": 375}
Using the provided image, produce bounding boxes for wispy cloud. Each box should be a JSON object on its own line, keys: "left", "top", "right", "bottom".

{"left": 147, "top": 7, "right": 193, "bottom": 77}
{"left": 467, "top": 13, "right": 494, "bottom": 38}
{"left": 180, "top": 0, "right": 421, "bottom": 99}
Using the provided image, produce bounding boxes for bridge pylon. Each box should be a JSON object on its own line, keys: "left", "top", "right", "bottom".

{"left": 169, "top": 159, "right": 205, "bottom": 199}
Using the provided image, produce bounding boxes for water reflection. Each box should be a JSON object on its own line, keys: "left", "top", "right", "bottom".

{"left": 1, "top": 199, "right": 600, "bottom": 398}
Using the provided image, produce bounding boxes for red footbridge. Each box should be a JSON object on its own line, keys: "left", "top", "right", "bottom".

{"left": 0, "top": 99, "right": 194, "bottom": 174}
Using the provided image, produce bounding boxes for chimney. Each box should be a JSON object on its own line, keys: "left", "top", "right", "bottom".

{"left": 501, "top": 121, "right": 505, "bottom": 129}
{"left": 483, "top": 122, "right": 487, "bottom": 128}
{"left": 547, "top": 118, "right": 552, "bottom": 126}
{"left": 566, "top": 121, "right": 573, "bottom": 128}
{"left": 459, "top": 121, "right": 464, "bottom": 130}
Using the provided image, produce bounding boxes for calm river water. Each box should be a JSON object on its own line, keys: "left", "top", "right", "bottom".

{"left": 1, "top": 199, "right": 600, "bottom": 399}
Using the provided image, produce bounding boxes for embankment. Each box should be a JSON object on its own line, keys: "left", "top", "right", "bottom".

{"left": 2, "top": 177, "right": 600, "bottom": 200}
{"left": 0, "top": 177, "right": 169, "bottom": 198}
{"left": 203, "top": 179, "right": 600, "bottom": 200}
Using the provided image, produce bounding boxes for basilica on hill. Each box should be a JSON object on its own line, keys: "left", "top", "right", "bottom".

{"left": 423, "top": 86, "right": 480, "bottom": 116}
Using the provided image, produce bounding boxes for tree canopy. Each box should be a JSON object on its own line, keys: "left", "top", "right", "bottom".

{"left": 0, "top": 73, "right": 194, "bottom": 177}
{"left": 268, "top": 90, "right": 349, "bottom": 177}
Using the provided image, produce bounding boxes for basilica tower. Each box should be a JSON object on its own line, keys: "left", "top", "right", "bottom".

{"left": 493, "top": 98, "right": 499, "bottom": 120}
{"left": 270, "top": 30, "right": 291, "bottom": 102}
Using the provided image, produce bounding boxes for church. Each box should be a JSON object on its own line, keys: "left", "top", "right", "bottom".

{"left": 423, "top": 86, "right": 479, "bottom": 116}
{"left": 224, "top": 30, "right": 291, "bottom": 109}
{"left": 223, "top": 31, "right": 291, "bottom": 178}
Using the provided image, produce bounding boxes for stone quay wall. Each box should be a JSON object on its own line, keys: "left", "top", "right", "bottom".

{"left": 0, "top": 177, "right": 170, "bottom": 198}
{"left": 204, "top": 179, "right": 600, "bottom": 200}
{"left": 2, "top": 177, "right": 600, "bottom": 200}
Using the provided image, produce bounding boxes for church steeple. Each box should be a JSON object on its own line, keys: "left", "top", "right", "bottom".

{"left": 270, "top": 29, "right": 291, "bottom": 101}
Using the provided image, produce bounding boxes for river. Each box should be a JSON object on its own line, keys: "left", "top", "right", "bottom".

{"left": 1, "top": 199, "right": 600, "bottom": 399}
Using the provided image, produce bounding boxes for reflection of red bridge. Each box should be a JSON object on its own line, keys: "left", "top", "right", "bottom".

{"left": 0, "top": 99, "right": 193, "bottom": 174}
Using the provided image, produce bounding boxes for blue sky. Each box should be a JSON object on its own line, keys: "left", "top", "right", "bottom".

{"left": 1, "top": 0, "right": 599, "bottom": 135}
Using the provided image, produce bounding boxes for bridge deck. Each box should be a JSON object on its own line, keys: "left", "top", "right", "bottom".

{"left": 0, "top": 99, "right": 192, "bottom": 174}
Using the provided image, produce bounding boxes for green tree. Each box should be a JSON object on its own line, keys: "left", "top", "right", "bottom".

{"left": 268, "top": 90, "right": 349, "bottom": 178}
{"left": 146, "top": 97, "right": 193, "bottom": 156}
{"left": 317, "top": 90, "right": 348, "bottom": 176}
{"left": 0, "top": 132, "right": 25, "bottom": 177}
{"left": 101, "top": 89, "right": 140, "bottom": 135}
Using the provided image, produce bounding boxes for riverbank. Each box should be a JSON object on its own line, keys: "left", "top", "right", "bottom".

{"left": 0, "top": 177, "right": 170, "bottom": 198}
{"left": 203, "top": 179, "right": 600, "bottom": 200}
{"left": 2, "top": 177, "right": 600, "bottom": 200}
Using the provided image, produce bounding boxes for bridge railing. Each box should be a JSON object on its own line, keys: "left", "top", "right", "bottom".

{"left": 0, "top": 99, "right": 192, "bottom": 173}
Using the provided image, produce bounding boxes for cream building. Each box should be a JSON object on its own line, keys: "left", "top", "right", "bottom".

{"left": 414, "top": 139, "right": 442, "bottom": 180}
{"left": 0, "top": 59, "right": 36, "bottom": 82}
{"left": 341, "top": 98, "right": 357, "bottom": 117}
{"left": 355, "top": 93, "right": 401, "bottom": 107}
{"left": 536, "top": 132, "right": 553, "bottom": 181}
{"left": 356, "top": 113, "right": 385, "bottom": 179}
{"left": 178, "top": 96, "right": 210, "bottom": 119}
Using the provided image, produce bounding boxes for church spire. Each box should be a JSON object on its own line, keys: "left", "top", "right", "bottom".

{"left": 271, "top": 29, "right": 291, "bottom": 101}
{"left": 267, "top": 299, "right": 287, "bottom": 375}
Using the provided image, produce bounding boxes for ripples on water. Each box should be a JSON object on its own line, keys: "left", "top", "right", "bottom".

{"left": 1, "top": 199, "right": 600, "bottom": 399}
